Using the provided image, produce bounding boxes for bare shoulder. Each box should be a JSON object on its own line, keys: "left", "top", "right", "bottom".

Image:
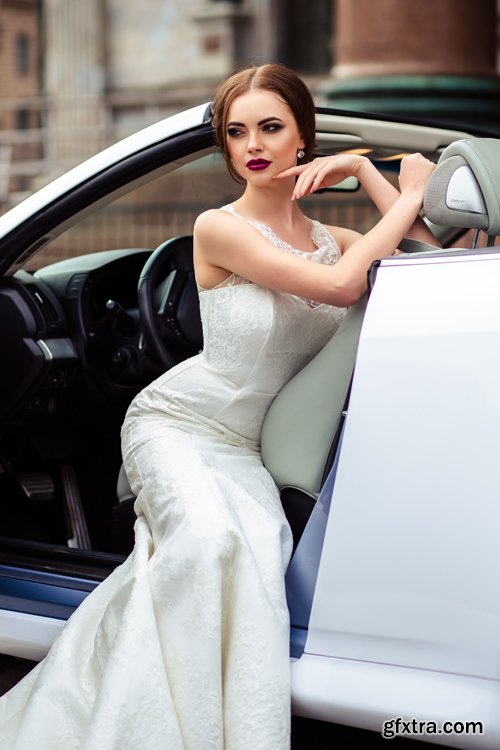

{"left": 193, "top": 208, "right": 261, "bottom": 288}
{"left": 194, "top": 208, "right": 261, "bottom": 267}
{"left": 322, "top": 223, "right": 362, "bottom": 254}
{"left": 194, "top": 208, "right": 238, "bottom": 240}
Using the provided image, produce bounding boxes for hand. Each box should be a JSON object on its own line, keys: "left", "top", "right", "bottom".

{"left": 398, "top": 153, "right": 436, "bottom": 202}
{"left": 274, "top": 154, "right": 366, "bottom": 200}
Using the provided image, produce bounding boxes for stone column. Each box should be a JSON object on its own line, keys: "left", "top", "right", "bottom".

{"left": 332, "top": 0, "right": 497, "bottom": 78}
{"left": 319, "top": 0, "right": 500, "bottom": 133}
{"left": 43, "top": 0, "right": 106, "bottom": 172}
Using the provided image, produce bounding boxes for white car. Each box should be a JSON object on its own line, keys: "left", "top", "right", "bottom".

{"left": 0, "top": 102, "right": 498, "bottom": 748}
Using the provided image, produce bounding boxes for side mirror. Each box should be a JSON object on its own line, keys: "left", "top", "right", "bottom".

{"left": 315, "top": 176, "right": 360, "bottom": 193}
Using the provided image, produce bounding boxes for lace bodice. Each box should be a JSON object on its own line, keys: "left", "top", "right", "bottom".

{"left": 126, "top": 205, "right": 348, "bottom": 448}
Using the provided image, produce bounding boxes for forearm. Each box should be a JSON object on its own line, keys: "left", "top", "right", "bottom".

{"left": 357, "top": 159, "right": 440, "bottom": 246}
{"left": 334, "top": 191, "right": 424, "bottom": 301}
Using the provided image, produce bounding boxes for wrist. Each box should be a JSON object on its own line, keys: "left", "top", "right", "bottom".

{"left": 354, "top": 155, "right": 372, "bottom": 179}
{"left": 398, "top": 189, "right": 423, "bottom": 208}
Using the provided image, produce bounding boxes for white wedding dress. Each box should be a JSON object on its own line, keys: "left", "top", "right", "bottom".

{"left": 0, "top": 206, "right": 346, "bottom": 750}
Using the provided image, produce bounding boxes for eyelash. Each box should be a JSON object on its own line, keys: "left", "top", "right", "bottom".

{"left": 227, "top": 123, "right": 283, "bottom": 138}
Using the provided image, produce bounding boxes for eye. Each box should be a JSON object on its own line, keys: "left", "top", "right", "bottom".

{"left": 227, "top": 127, "right": 244, "bottom": 138}
{"left": 263, "top": 123, "right": 283, "bottom": 133}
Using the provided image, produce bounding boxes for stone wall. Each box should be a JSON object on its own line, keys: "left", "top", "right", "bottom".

{"left": 0, "top": 0, "right": 39, "bottom": 199}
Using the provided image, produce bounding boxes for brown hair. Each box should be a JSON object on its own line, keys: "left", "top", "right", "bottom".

{"left": 211, "top": 63, "right": 316, "bottom": 182}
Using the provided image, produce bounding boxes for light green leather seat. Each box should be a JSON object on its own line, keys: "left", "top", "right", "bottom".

{"left": 260, "top": 295, "right": 366, "bottom": 498}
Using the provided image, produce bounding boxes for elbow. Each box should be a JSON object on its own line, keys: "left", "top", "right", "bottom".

{"left": 329, "top": 279, "right": 366, "bottom": 308}
{"left": 342, "top": 291, "right": 363, "bottom": 307}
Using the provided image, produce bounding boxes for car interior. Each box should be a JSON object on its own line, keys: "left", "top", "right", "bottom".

{"left": 0, "top": 115, "right": 496, "bottom": 582}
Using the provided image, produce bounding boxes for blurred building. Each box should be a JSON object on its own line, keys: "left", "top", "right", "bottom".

{"left": 320, "top": 0, "right": 500, "bottom": 134}
{"left": 0, "top": 0, "right": 332, "bottom": 205}
{"left": 42, "top": 0, "right": 331, "bottom": 167}
{"left": 0, "top": 0, "right": 40, "bottom": 203}
{"left": 1, "top": 0, "right": 500, "bottom": 209}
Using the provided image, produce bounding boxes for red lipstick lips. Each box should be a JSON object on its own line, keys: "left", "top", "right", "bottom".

{"left": 246, "top": 159, "right": 271, "bottom": 171}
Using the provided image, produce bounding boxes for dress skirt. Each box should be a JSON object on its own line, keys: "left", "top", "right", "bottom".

{"left": 0, "top": 409, "right": 293, "bottom": 750}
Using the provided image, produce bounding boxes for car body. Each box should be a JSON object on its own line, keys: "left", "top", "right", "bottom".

{"left": 0, "top": 101, "right": 499, "bottom": 748}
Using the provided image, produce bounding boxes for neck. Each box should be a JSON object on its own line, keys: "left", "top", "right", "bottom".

{"left": 236, "top": 176, "right": 303, "bottom": 228}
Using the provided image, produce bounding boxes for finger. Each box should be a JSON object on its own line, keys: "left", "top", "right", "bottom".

{"left": 311, "top": 166, "right": 330, "bottom": 192}
{"left": 292, "top": 173, "right": 314, "bottom": 199}
{"left": 294, "top": 165, "right": 328, "bottom": 199}
{"left": 273, "top": 164, "right": 309, "bottom": 180}
{"left": 293, "top": 167, "right": 322, "bottom": 199}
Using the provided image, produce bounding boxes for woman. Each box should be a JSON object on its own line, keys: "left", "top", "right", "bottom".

{"left": 0, "top": 64, "right": 437, "bottom": 750}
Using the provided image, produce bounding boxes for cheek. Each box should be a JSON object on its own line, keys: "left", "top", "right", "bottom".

{"left": 277, "top": 132, "right": 301, "bottom": 153}
{"left": 227, "top": 140, "right": 242, "bottom": 162}
{"left": 226, "top": 143, "right": 245, "bottom": 176}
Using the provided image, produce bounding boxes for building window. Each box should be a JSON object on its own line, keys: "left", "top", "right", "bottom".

{"left": 202, "top": 34, "right": 222, "bottom": 54}
{"left": 16, "top": 108, "right": 30, "bottom": 130}
{"left": 15, "top": 175, "right": 30, "bottom": 193}
{"left": 15, "top": 34, "right": 30, "bottom": 74}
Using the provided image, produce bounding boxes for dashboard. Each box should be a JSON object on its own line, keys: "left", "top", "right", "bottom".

{"left": 0, "top": 249, "right": 156, "bottom": 420}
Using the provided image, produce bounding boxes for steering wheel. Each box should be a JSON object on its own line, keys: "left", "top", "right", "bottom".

{"left": 138, "top": 235, "right": 203, "bottom": 370}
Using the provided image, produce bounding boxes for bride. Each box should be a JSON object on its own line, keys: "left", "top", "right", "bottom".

{"left": 0, "top": 63, "right": 437, "bottom": 749}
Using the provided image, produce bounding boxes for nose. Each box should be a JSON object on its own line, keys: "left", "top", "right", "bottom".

{"left": 247, "top": 129, "right": 262, "bottom": 153}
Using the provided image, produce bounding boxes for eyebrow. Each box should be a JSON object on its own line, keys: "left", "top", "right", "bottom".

{"left": 227, "top": 116, "right": 285, "bottom": 127}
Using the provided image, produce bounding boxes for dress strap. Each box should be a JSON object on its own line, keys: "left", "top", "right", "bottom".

{"left": 220, "top": 204, "right": 240, "bottom": 218}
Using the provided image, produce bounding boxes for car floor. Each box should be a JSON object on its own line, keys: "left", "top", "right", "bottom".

{"left": 0, "top": 654, "right": 36, "bottom": 696}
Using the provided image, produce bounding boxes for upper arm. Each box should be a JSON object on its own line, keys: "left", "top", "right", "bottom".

{"left": 323, "top": 224, "right": 362, "bottom": 255}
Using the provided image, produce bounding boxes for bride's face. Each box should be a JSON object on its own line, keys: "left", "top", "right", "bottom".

{"left": 225, "top": 89, "right": 304, "bottom": 182}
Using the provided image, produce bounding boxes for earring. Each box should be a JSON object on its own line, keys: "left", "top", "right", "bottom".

{"left": 297, "top": 148, "right": 305, "bottom": 159}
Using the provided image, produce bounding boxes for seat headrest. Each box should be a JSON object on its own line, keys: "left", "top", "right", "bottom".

{"left": 424, "top": 137, "right": 500, "bottom": 236}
